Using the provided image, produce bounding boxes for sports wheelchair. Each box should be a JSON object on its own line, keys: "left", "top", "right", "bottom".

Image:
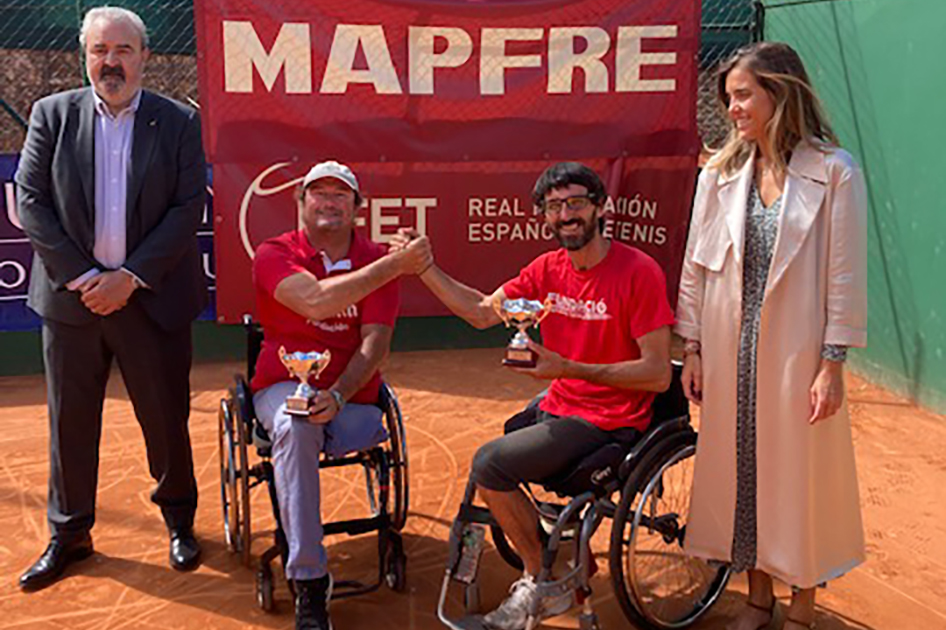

{"left": 218, "top": 316, "right": 409, "bottom": 611}
{"left": 438, "top": 362, "right": 730, "bottom": 630}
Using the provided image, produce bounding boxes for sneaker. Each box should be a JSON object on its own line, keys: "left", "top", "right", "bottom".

{"left": 483, "top": 574, "right": 573, "bottom": 630}
{"left": 295, "top": 573, "right": 333, "bottom": 630}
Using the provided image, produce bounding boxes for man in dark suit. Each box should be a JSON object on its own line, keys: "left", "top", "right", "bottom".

{"left": 15, "top": 6, "right": 206, "bottom": 591}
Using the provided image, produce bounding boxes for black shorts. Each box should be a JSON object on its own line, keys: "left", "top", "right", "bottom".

{"left": 470, "top": 405, "right": 641, "bottom": 492}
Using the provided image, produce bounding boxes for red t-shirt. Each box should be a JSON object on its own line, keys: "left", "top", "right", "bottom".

{"left": 503, "top": 242, "right": 674, "bottom": 431}
{"left": 250, "top": 229, "right": 399, "bottom": 404}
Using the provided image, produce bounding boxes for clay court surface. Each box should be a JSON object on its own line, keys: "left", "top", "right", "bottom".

{"left": 1, "top": 349, "right": 945, "bottom": 630}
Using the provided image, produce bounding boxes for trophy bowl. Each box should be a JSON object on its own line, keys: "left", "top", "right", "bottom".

{"left": 496, "top": 297, "right": 551, "bottom": 368}
{"left": 278, "top": 346, "right": 332, "bottom": 417}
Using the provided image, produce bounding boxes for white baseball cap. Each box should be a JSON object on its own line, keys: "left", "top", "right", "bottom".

{"left": 301, "top": 160, "right": 360, "bottom": 194}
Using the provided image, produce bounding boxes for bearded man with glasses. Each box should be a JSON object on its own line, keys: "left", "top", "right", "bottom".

{"left": 390, "top": 161, "right": 674, "bottom": 630}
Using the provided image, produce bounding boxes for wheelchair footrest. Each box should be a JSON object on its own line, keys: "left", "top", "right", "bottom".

{"left": 330, "top": 578, "right": 381, "bottom": 601}
{"left": 456, "top": 503, "right": 498, "bottom": 527}
{"left": 324, "top": 516, "right": 385, "bottom": 537}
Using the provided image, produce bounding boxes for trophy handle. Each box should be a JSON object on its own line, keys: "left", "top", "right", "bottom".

{"left": 278, "top": 345, "right": 301, "bottom": 380}
{"left": 315, "top": 349, "right": 332, "bottom": 378}
{"left": 493, "top": 295, "right": 512, "bottom": 327}
{"left": 536, "top": 297, "right": 553, "bottom": 325}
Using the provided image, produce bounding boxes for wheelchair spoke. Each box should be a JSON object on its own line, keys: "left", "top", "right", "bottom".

{"left": 619, "top": 442, "right": 729, "bottom": 628}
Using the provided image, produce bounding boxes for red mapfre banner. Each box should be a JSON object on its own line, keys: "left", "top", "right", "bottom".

{"left": 194, "top": 0, "right": 700, "bottom": 321}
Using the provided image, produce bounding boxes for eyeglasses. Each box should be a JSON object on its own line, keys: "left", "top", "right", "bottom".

{"left": 541, "top": 195, "right": 594, "bottom": 215}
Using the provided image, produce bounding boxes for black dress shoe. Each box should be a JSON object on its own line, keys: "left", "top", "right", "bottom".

{"left": 169, "top": 528, "right": 202, "bottom": 571}
{"left": 19, "top": 535, "right": 94, "bottom": 592}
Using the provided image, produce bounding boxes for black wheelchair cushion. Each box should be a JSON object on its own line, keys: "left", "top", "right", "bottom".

{"left": 540, "top": 442, "right": 628, "bottom": 497}
{"left": 503, "top": 406, "right": 540, "bottom": 435}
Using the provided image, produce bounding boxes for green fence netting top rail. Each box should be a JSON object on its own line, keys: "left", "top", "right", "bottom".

{"left": 0, "top": 0, "right": 760, "bottom": 154}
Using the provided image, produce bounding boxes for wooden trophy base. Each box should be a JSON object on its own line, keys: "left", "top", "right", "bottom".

{"left": 502, "top": 347, "right": 537, "bottom": 368}
{"left": 285, "top": 395, "right": 312, "bottom": 417}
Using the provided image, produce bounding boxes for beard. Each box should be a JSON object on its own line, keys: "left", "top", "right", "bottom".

{"left": 553, "top": 216, "right": 597, "bottom": 251}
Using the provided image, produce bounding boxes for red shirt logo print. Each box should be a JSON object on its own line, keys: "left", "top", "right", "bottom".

{"left": 546, "top": 292, "right": 612, "bottom": 321}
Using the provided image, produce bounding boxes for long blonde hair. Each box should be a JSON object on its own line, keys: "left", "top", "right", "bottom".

{"left": 710, "top": 42, "right": 839, "bottom": 177}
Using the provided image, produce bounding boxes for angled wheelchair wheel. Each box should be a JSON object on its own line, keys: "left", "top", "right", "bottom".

{"left": 609, "top": 434, "right": 730, "bottom": 629}
{"left": 257, "top": 563, "right": 275, "bottom": 612}
{"left": 381, "top": 384, "right": 409, "bottom": 531}
{"left": 383, "top": 532, "right": 408, "bottom": 592}
{"left": 218, "top": 394, "right": 252, "bottom": 567}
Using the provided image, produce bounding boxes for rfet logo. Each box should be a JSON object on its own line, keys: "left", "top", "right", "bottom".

{"left": 237, "top": 162, "right": 437, "bottom": 260}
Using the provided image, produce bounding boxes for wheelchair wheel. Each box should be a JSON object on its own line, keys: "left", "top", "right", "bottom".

{"left": 257, "top": 563, "right": 275, "bottom": 612}
{"left": 384, "top": 532, "right": 408, "bottom": 592}
{"left": 381, "top": 384, "right": 409, "bottom": 532}
{"left": 218, "top": 395, "right": 252, "bottom": 567}
{"left": 609, "top": 435, "right": 729, "bottom": 629}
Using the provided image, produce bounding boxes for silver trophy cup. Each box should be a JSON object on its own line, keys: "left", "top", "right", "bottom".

{"left": 496, "top": 298, "right": 551, "bottom": 368}
{"left": 278, "top": 346, "right": 332, "bottom": 416}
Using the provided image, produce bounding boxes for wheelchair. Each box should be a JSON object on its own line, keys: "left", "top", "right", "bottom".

{"left": 437, "top": 362, "right": 730, "bottom": 630}
{"left": 218, "top": 316, "right": 409, "bottom": 611}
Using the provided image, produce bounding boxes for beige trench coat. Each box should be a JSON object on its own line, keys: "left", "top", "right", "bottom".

{"left": 675, "top": 142, "right": 867, "bottom": 588}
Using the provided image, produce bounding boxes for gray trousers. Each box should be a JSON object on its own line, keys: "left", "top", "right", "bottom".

{"left": 254, "top": 382, "right": 387, "bottom": 580}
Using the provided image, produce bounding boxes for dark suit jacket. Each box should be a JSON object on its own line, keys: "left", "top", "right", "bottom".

{"left": 15, "top": 87, "right": 208, "bottom": 331}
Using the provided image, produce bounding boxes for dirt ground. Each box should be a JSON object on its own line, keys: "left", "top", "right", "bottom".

{"left": 1, "top": 349, "right": 945, "bottom": 630}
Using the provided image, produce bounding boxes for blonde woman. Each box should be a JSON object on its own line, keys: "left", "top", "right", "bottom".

{"left": 676, "top": 42, "right": 867, "bottom": 630}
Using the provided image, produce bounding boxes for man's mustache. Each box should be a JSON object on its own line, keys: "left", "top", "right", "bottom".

{"left": 99, "top": 65, "right": 125, "bottom": 80}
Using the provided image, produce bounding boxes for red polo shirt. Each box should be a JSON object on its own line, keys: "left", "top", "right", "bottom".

{"left": 250, "top": 229, "right": 399, "bottom": 404}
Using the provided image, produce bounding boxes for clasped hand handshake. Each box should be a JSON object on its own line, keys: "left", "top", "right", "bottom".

{"left": 387, "top": 227, "right": 433, "bottom": 275}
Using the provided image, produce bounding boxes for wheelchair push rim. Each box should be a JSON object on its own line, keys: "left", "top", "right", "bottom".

{"left": 612, "top": 441, "right": 730, "bottom": 629}
{"left": 218, "top": 398, "right": 240, "bottom": 551}
{"left": 218, "top": 394, "right": 253, "bottom": 566}
{"left": 382, "top": 384, "right": 410, "bottom": 532}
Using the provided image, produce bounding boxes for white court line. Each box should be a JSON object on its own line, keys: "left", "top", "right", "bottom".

{"left": 861, "top": 568, "right": 946, "bottom": 622}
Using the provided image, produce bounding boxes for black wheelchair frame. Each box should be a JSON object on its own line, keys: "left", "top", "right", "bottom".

{"left": 218, "top": 316, "right": 409, "bottom": 611}
{"left": 437, "top": 362, "right": 730, "bottom": 630}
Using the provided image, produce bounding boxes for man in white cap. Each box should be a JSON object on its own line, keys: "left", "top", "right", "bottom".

{"left": 250, "top": 160, "right": 430, "bottom": 630}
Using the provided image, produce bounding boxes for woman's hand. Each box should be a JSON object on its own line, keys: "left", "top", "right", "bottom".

{"left": 809, "top": 359, "right": 845, "bottom": 424}
{"left": 681, "top": 352, "right": 703, "bottom": 405}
